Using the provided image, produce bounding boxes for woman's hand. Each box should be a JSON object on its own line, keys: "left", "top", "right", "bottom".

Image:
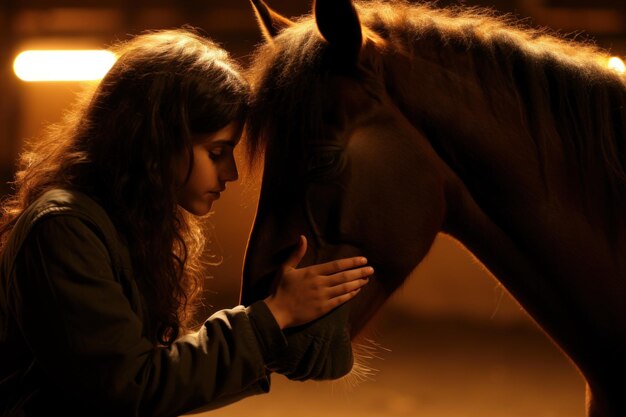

{"left": 264, "top": 235, "right": 373, "bottom": 329}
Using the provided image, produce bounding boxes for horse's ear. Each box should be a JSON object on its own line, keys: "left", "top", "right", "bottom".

{"left": 314, "top": 0, "right": 363, "bottom": 62}
{"left": 249, "top": 0, "right": 294, "bottom": 42}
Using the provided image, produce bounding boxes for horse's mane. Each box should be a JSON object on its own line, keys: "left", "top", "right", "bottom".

{"left": 245, "top": 0, "right": 626, "bottom": 221}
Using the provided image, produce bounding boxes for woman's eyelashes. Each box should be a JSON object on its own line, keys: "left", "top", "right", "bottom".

{"left": 208, "top": 147, "right": 224, "bottom": 161}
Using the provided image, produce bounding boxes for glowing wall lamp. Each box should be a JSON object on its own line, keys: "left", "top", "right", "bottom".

{"left": 608, "top": 56, "right": 625, "bottom": 75}
{"left": 13, "top": 50, "right": 116, "bottom": 82}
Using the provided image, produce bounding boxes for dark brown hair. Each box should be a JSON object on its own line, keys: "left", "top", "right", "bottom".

{"left": 0, "top": 28, "right": 250, "bottom": 345}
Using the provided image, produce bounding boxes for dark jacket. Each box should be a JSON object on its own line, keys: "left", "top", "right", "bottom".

{"left": 0, "top": 189, "right": 287, "bottom": 417}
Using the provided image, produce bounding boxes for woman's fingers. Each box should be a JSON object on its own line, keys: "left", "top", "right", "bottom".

{"left": 327, "top": 288, "right": 363, "bottom": 309}
{"left": 267, "top": 243, "right": 374, "bottom": 328}
{"left": 326, "top": 265, "right": 374, "bottom": 287}
{"left": 326, "top": 274, "right": 371, "bottom": 299}
{"left": 311, "top": 256, "right": 369, "bottom": 275}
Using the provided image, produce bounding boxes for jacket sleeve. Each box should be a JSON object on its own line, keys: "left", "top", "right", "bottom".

{"left": 10, "top": 214, "right": 286, "bottom": 417}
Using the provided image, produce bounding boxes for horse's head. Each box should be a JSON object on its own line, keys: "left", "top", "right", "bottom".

{"left": 243, "top": 0, "right": 450, "bottom": 379}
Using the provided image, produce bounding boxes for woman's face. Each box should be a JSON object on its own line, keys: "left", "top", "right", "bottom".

{"left": 175, "top": 121, "right": 241, "bottom": 216}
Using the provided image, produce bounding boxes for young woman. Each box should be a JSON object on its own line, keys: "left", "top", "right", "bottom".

{"left": 0, "top": 28, "right": 372, "bottom": 417}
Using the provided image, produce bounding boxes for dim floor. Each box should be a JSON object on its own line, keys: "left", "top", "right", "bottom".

{"left": 188, "top": 307, "right": 585, "bottom": 417}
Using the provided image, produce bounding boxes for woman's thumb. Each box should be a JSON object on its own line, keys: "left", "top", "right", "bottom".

{"left": 282, "top": 235, "right": 307, "bottom": 269}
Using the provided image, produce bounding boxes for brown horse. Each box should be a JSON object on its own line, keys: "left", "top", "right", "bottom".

{"left": 241, "top": 1, "right": 626, "bottom": 415}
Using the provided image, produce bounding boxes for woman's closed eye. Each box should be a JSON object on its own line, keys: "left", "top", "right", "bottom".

{"left": 208, "top": 147, "right": 224, "bottom": 160}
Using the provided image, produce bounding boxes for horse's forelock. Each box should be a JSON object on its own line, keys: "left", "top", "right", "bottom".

{"left": 245, "top": 19, "right": 329, "bottom": 173}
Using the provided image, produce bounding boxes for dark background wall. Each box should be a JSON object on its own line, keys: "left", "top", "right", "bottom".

{"left": 1, "top": 0, "right": 625, "bottom": 324}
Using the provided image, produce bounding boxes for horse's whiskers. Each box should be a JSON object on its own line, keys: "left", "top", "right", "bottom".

{"left": 332, "top": 337, "right": 391, "bottom": 389}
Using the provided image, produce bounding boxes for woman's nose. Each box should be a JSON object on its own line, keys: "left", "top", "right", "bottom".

{"left": 222, "top": 157, "right": 239, "bottom": 182}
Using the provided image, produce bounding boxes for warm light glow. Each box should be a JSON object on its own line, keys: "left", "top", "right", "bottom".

{"left": 608, "top": 56, "right": 626, "bottom": 75}
{"left": 13, "top": 50, "right": 116, "bottom": 81}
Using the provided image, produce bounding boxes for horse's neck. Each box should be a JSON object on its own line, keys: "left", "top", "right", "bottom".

{"left": 444, "top": 169, "right": 626, "bottom": 416}
{"left": 393, "top": 43, "right": 626, "bottom": 398}
{"left": 389, "top": 44, "right": 626, "bottom": 278}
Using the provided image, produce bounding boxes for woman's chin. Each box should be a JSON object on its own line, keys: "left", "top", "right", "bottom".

{"left": 180, "top": 201, "right": 213, "bottom": 216}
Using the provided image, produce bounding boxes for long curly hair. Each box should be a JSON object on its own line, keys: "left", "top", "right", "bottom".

{"left": 0, "top": 28, "right": 250, "bottom": 346}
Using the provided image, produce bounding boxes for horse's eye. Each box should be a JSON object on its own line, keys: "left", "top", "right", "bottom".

{"left": 306, "top": 150, "right": 344, "bottom": 181}
{"left": 308, "top": 153, "right": 336, "bottom": 171}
